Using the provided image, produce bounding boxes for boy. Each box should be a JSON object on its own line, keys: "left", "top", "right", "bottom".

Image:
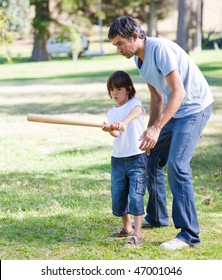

{"left": 102, "top": 70, "right": 147, "bottom": 248}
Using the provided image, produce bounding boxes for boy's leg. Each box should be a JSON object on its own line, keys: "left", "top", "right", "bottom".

{"left": 109, "top": 157, "right": 133, "bottom": 238}
{"left": 122, "top": 214, "right": 133, "bottom": 234}
{"left": 133, "top": 215, "right": 143, "bottom": 238}
{"left": 124, "top": 215, "right": 143, "bottom": 248}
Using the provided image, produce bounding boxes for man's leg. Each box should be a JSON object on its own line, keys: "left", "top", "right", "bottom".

{"left": 164, "top": 105, "right": 212, "bottom": 247}
{"left": 145, "top": 122, "right": 172, "bottom": 227}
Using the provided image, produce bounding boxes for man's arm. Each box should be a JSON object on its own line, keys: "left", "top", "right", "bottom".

{"left": 151, "top": 69, "right": 186, "bottom": 130}
{"left": 147, "top": 83, "right": 163, "bottom": 127}
{"left": 140, "top": 69, "right": 186, "bottom": 152}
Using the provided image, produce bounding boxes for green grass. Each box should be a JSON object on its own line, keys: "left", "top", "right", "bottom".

{"left": 0, "top": 50, "right": 221, "bottom": 260}
{"left": 190, "top": 50, "right": 222, "bottom": 86}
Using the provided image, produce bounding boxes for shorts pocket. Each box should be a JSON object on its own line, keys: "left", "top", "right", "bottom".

{"left": 136, "top": 176, "right": 147, "bottom": 195}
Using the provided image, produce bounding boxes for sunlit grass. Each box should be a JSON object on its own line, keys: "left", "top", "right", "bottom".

{"left": 0, "top": 50, "right": 221, "bottom": 260}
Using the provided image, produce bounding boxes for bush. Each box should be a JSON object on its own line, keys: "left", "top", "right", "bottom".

{"left": 202, "top": 31, "right": 222, "bottom": 49}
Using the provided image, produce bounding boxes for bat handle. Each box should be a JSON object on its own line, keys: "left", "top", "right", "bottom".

{"left": 110, "top": 122, "right": 125, "bottom": 132}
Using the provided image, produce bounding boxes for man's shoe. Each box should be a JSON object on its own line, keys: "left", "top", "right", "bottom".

{"left": 132, "top": 218, "right": 154, "bottom": 228}
{"left": 160, "top": 238, "right": 190, "bottom": 250}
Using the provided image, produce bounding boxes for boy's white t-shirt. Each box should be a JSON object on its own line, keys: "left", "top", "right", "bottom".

{"left": 107, "top": 97, "right": 145, "bottom": 158}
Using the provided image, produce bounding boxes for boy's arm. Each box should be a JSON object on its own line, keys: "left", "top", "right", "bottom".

{"left": 102, "top": 122, "right": 120, "bottom": 138}
{"left": 110, "top": 105, "right": 144, "bottom": 131}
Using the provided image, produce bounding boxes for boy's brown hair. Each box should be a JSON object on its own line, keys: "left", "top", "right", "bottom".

{"left": 107, "top": 71, "right": 136, "bottom": 99}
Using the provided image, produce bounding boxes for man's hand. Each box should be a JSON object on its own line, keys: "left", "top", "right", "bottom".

{"left": 139, "top": 126, "right": 161, "bottom": 155}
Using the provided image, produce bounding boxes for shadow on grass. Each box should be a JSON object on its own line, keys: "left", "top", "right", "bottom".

{"left": 0, "top": 89, "right": 221, "bottom": 118}
{"left": 198, "top": 61, "right": 222, "bottom": 86}
{"left": 0, "top": 52, "right": 117, "bottom": 65}
{"left": 51, "top": 144, "right": 111, "bottom": 159}
{"left": 205, "top": 76, "right": 222, "bottom": 87}
{"left": 0, "top": 100, "right": 114, "bottom": 116}
{"left": 0, "top": 99, "right": 151, "bottom": 116}
{"left": 0, "top": 68, "right": 140, "bottom": 82}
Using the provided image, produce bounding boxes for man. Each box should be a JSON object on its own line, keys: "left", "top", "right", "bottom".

{"left": 108, "top": 15, "right": 213, "bottom": 250}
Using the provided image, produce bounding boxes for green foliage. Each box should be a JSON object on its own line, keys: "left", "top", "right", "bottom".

{"left": 31, "top": 0, "right": 50, "bottom": 40}
{"left": 0, "top": 0, "right": 30, "bottom": 37}
{"left": 0, "top": 8, "right": 13, "bottom": 44}
{"left": 59, "top": 0, "right": 79, "bottom": 11}
{"left": 128, "top": 0, "right": 176, "bottom": 21}
{"left": 202, "top": 31, "right": 222, "bottom": 50}
{"left": 0, "top": 8, "right": 14, "bottom": 62}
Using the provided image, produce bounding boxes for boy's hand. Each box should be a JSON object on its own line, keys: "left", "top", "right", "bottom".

{"left": 102, "top": 122, "right": 120, "bottom": 138}
{"left": 102, "top": 122, "right": 112, "bottom": 132}
{"left": 110, "top": 122, "right": 125, "bottom": 131}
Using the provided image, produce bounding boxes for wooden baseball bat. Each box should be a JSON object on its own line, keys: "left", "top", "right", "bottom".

{"left": 27, "top": 114, "right": 125, "bottom": 131}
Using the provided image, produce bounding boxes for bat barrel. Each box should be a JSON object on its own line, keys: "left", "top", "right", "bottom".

{"left": 27, "top": 114, "right": 103, "bottom": 128}
{"left": 27, "top": 114, "right": 125, "bottom": 131}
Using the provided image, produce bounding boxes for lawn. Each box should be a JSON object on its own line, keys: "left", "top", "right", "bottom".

{"left": 0, "top": 50, "right": 221, "bottom": 260}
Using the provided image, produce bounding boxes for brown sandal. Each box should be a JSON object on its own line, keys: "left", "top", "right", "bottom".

{"left": 124, "top": 234, "right": 142, "bottom": 248}
{"left": 109, "top": 227, "right": 133, "bottom": 238}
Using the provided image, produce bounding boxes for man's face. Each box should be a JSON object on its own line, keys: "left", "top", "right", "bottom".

{"left": 111, "top": 34, "right": 137, "bottom": 59}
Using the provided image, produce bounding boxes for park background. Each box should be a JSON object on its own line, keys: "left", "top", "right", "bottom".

{"left": 0, "top": 0, "right": 221, "bottom": 260}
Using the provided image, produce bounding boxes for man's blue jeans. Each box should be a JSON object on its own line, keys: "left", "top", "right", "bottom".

{"left": 145, "top": 104, "right": 212, "bottom": 246}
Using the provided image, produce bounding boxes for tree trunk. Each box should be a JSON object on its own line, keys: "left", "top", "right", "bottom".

{"left": 176, "top": 0, "right": 191, "bottom": 53}
{"left": 31, "top": 32, "right": 49, "bottom": 61}
{"left": 30, "top": 0, "right": 50, "bottom": 61}
{"left": 194, "top": 0, "right": 203, "bottom": 51}
{"left": 147, "top": 2, "right": 158, "bottom": 37}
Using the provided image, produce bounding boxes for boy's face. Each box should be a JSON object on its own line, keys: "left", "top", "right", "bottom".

{"left": 111, "top": 34, "right": 137, "bottom": 59}
{"left": 109, "top": 87, "right": 129, "bottom": 107}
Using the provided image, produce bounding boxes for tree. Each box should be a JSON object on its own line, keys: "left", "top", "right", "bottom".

{"left": 0, "top": 0, "right": 30, "bottom": 38}
{"left": 0, "top": 0, "right": 29, "bottom": 62}
{"left": 90, "top": 0, "right": 177, "bottom": 37}
{"left": 129, "top": 0, "right": 176, "bottom": 37}
{"left": 0, "top": 7, "right": 14, "bottom": 62}
{"left": 81, "top": 0, "right": 176, "bottom": 37}
{"left": 176, "top": 0, "right": 190, "bottom": 52}
{"left": 30, "top": 0, "right": 93, "bottom": 61}
{"left": 176, "top": 0, "right": 203, "bottom": 53}
{"left": 190, "top": 0, "right": 203, "bottom": 51}
{"left": 30, "top": 0, "right": 51, "bottom": 61}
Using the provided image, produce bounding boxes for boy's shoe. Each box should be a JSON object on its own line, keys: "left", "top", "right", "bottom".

{"left": 109, "top": 227, "right": 133, "bottom": 238}
{"left": 160, "top": 238, "right": 190, "bottom": 250}
{"left": 124, "top": 234, "right": 142, "bottom": 248}
{"left": 131, "top": 218, "right": 154, "bottom": 228}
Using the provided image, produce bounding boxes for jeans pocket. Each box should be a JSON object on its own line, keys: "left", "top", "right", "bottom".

{"left": 198, "top": 106, "right": 212, "bottom": 136}
{"left": 136, "top": 176, "right": 147, "bottom": 195}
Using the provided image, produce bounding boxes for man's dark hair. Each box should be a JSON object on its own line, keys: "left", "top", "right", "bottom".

{"left": 107, "top": 70, "right": 136, "bottom": 99}
{"left": 108, "top": 15, "right": 146, "bottom": 40}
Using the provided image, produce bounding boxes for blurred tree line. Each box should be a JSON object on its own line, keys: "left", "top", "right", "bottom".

{"left": 0, "top": 0, "right": 204, "bottom": 61}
